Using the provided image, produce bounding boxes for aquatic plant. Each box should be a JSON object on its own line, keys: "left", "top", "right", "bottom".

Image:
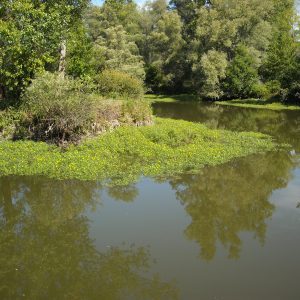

{"left": 0, "top": 118, "right": 285, "bottom": 185}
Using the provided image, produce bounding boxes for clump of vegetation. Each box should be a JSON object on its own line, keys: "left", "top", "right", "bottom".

{"left": 215, "top": 99, "right": 300, "bottom": 111}
{"left": 0, "top": 118, "right": 284, "bottom": 185}
{"left": 3, "top": 72, "right": 151, "bottom": 144}
{"left": 21, "top": 72, "right": 98, "bottom": 143}
{"left": 94, "top": 70, "right": 144, "bottom": 99}
{"left": 0, "top": 109, "right": 25, "bottom": 140}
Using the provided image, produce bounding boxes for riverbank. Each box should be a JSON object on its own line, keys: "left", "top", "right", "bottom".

{"left": 147, "top": 95, "right": 300, "bottom": 111}
{"left": 0, "top": 118, "right": 282, "bottom": 185}
{"left": 215, "top": 99, "right": 300, "bottom": 111}
{"left": 145, "top": 94, "right": 198, "bottom": 103}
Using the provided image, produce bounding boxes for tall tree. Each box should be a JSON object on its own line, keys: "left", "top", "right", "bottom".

{"left": 0, "top": 0, "right": 89, "bottom": 103}
{"left": 262, "top": 0, "right": 298, "bottom": 94}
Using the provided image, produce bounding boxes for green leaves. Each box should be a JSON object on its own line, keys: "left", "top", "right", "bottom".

{"left": 0, "top": 118, "right": 281, "bottom": 185}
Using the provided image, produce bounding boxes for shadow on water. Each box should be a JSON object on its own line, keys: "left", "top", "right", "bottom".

{"left": 0, "top": 177, "right": 178, "bottom": 300}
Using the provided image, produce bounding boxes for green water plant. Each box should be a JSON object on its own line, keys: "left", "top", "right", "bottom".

{"left": 216, "top": 99, "right": 300, "bottom": 111}
{"left": 0, "top": 118, "right": 284, "bottom": 185}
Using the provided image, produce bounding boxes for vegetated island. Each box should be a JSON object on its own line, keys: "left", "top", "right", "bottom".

{"left": 1, "top": 0, "right": 299, "bottom": 186}
{"left": 0, "top": 73, "right": 289, "bottom": 186}
{"left": 0, "top": 115, "right": 284, "bottom": 185}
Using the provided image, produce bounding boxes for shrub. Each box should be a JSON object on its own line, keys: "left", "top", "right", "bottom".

{"left": 94, "top": 70, "right": 144, "bottom": 99}
{"left": 121, "top": 100, "right": 153, "bottom": 125}
{"left": 0, "top": 109, "right": 26, "bottom": 140}
{"left": 21, "top": 72, "right": 98, "bottom": 143}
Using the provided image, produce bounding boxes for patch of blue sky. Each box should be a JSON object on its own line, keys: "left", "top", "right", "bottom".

{"left": 92, "top": 0, "right": 146, "bottom": 6}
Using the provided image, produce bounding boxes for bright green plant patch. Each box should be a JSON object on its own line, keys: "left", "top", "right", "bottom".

{"left": 216, "top": 99, "right": 300, "bottom": 111}
{"left": 0, "top": 118, "right": 283, "bottom": 185}
{"left": 145, "top": 94, "right": 199, "bottom": 103}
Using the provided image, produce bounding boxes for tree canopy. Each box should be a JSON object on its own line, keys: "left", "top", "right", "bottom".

{"left": 0, "top": 0, "right": 299, "bottom": 103}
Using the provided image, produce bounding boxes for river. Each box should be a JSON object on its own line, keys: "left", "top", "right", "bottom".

{"left": 0, "top": 102, "right": 299, "bottom": 299}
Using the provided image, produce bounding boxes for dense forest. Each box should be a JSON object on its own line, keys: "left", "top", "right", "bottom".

{"left": 1, "top": 0, "right": 299, "bottom": 104}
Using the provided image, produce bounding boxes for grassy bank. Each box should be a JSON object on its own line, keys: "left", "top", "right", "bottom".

{"left": 216, "top": 99, "right": 300, "bottom": 111}
{"left": 145, "top": 94, "right": 198, "bottom": 103}
{"left": 146, "top": 95, "right": 300, "bottom": 111}
{"left": 0, "top": 118, "right": 283, "bottom": 185}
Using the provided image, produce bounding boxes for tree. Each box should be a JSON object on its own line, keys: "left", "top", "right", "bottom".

{"left": 85, "top": 3, "right": 145, "bottom": 79}
{"left": 193, "top": 50, "right": 228, "bottom": 99}
{"left": 223, "top": 44, "right": 260, "bottom": 99}
{"left": 139, "top": 0, "right": 185, "bottom": 92}
{"left": 0, "top": 1, "right": 60, "bottom": 102}
{"left": 0, "top": 0, "right": 89, "bottom": 104}
{"left": 189, "top": 0, "right": 275, "bottom": 98}
{"left": 261, "top": 0, "right": 299, "bottom": 101}
{"left": 93, "top": 25, "right": 145, "bottom": 79}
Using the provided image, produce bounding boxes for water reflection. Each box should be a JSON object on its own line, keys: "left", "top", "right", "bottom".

{"left": 0, "top": 177, "right": 178, "bottom": 300}
{"left": 153, "top": 102, "right": 300, "bottom": 151}
{"left": 168, "top": 151, "right": 294, "bottom": 260}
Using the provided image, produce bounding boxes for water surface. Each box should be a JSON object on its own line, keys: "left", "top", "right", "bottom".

{"left": 1, "top": 102, "right": 300, "bottom": 299}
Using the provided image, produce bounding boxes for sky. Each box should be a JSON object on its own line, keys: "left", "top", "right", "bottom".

{"left": 92, "top": 1, "right": 300, "bottom": 12}
{"left": 92, "top": 0, "right": 146, "bottom": 6}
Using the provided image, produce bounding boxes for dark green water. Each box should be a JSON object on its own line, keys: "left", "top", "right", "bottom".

{"left": 1, "top": 102, "right": 300, "bottom": 299}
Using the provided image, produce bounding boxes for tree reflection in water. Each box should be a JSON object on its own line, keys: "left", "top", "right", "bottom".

{"left": 0, "top": 177, "right": 178, "bottom": 300}
{"left": 169, "top": 151, "right": 294, "bottom": 261}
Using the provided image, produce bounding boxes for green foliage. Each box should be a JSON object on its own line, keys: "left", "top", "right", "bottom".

{"left": 1, "top": 72, "right": 151, "bottom": 143}
{"left": 0, "top": 1, "right": 60, "bottom": 101}
{"left": 216, "top": 99, "right": 300, "bottom": 111}
{"left": 0, "top": 118, "right": 281, "bottom": 185}
{"left": 261, "top": 0, "right": 299, "bottom": 102}
{"left": 66, "top": 24, "right": 93, "bottom": 78}
{"left": 84, "top": 5, "right": 145, "bottom": 79}
{"left": 0, "top": 109, "right": 25, "bottom": 140}
{"left": 94, "top": 70, "right": 144, "bottom": 99}
{"left": 21, "top": 72, "right": 98, "bottom": 142}
{"left": 223, "top": 45, "right": 260, "bottom": 99}
{"left": 140, "top": 5, "right": 185, "bottom": 92}
{"left": 0, "top": 0, "right": 89, "bottom": 103}
{"left": 121, "top": 99, "right": 153, "bottom": 124}
{"left": 195, "top": 50, "right": 228, "bottom": 99}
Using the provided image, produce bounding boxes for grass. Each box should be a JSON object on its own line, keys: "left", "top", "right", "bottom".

{"left": 0, "top": 118, "right": 284, "bottom": 185}
{"left": 146, "top": 95, "right": 300, "bottom": 110}
{"left": 145, "top": 94, "right": 199, "bottom": 103}
{"left": 216, "top": 99, "right": 300, "bottom": 111}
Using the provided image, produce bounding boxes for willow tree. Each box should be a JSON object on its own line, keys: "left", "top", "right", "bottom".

{"left": 189, "top": 0, "right": 275, "bottom": 99}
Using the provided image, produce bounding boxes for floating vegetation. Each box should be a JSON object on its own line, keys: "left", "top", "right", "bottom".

{"left": 0, "top": 118, "right": 285, "bottom": 185}
{"left": 216, "top": 99, "right": 300, "bottom": 111}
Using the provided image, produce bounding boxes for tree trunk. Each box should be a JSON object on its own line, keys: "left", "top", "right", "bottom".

{"left": 58, "top": 39, "right": 67, "bottom": 77}
{"left": 0, "top": 84, "right": 5, "bottom": 101}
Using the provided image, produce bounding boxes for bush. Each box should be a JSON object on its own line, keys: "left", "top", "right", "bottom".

{"left": 18, "top": 72, "right": 152, "bottom": 143}
{"left": 0, "top": 109, "right": 26, "bottom": 140}
{"left": 121, "top": 100, "right": 153, "bottom": 125}
{"left": 94, "top": 70, "right": 144, "bottom": 99}
{"left": 21, "top": 72, "right": 98, "bottom": 143}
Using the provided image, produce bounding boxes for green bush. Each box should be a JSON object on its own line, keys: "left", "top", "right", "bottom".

{"left": 0, "top": 109, "right": 26, "bottom": 140}
{"left": 94, "top": 70, "right": 144, "bottom": 99}
{"left": 21, "top": 72, "right": 98, "bottom": 143}
{"left": 121, "top": 100, "right": 153, "bottom": 125}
